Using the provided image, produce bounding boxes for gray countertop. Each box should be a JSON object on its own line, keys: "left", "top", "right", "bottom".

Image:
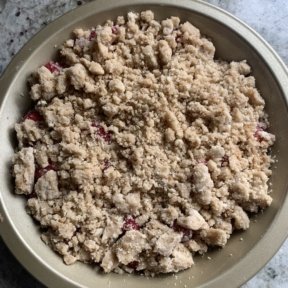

{"left": 0, "top": 0, "right": 287, "bottom": 287}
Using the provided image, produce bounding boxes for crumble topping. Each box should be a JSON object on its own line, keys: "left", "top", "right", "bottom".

{"left": 12, "top": 10, "right": 275, "bottom": 275}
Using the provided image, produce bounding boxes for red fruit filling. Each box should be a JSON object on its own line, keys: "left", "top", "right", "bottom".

{"left": 122, "top": 216, "right": 140, "bottom": 231}
{"left": 112, "top": 26, "right": 119, "bottom": 34}
{"left": 254, "top": 122, "right": 267, "bottom": 142}
{"left": 103, "top": 159, "right": 111, "bottom": 171}
{"left": 24, "top": 110, "right": 44, "bottom": 122}
{"left": 44, "top": 61, "right": 62, "bottom": 74}
{"left": 35, "top": 163, "right": 56, "bottom": 181}
{"left": 92, "top": 123, "right": 112, "bottom": 143}
{"left": 89, "top": 30, "right": 97, "bottom": 41}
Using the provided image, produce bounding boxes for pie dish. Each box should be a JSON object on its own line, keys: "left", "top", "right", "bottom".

{"left": 0, "top": 0, "right": 288, "bottom": 287}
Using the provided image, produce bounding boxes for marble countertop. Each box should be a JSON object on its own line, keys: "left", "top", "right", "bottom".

{"left": 0, "top": 0, "right": 287, "bottom": 287}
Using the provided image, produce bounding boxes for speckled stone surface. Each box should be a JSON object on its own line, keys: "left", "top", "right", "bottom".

{"left": 0, "top": 0, "right": 287, "bottom": 287}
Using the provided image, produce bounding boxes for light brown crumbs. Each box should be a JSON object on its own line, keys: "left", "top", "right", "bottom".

{"left": 12, "top": 10, "right": 275, "bottom": 275}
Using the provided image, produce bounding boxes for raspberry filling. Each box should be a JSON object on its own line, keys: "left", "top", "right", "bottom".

{"left": 89, "top": 30, "right": 97, "bottom": 41}
{"left": 92, "top": 123, "right": 112, "bottom": 143}
{"left": 103, "top": 159, "right": 111, "bottom": 171}
{"left": 44, "top": 61, "right": 62, "bottom": 74}
{"left": 35, "top": 163, "right": 57, "bottom": 181}
{"left": 254, "top": 122, "right": 268, "bottom": 142}
{"left": 112, "top": 25, "right": 119, "bottom": 34}
{"left": 122, "top": 216, "right": 140, "bottom": 231}
{"left": 24, "top": 110, "right": 44, "bottom": 122}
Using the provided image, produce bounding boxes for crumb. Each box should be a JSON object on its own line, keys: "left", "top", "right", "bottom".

{"left": 12, "top": 10, "right": 275, "bottom": 276}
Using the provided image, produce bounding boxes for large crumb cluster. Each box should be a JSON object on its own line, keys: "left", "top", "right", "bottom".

{"left": 12, "top": 11, "right": 275, "bottom": 275}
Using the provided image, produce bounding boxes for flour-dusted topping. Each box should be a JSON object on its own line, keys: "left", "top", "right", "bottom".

{"left": 177, "top": 209, "right": 208, "bottom": 230}
{"left": 192, "top": 163, "right": 214, "bottom": 205}
{"left": 101, "top": 250, "right": 119, "bottom": 273}
{"left": 12, "top": 10, "right": 275, "bottom": 275}
{"left": 15, "top": 119, "right": 43, "bottom": 146}
{"left": 154, "top": 232, "right": 182, "bottom": 256}
{"left": 231, "top": 206, "right": 250, "bottom": 230}
{"left": 35, "top": 170, "right": 60, "bottom": 200}
{"left": 115, "top": 230, "right": 148, "bottom": 265}
{"left": 170, "top": 243, "right": 194, "bottom": 272}
{"left": 13, "top": 147, "right": 35, "bottom": 195}
{"left": 201, "top": 228, "right": 228, "bottom": 247}
{"left": 101, "top": 215, "right": 124, "bottom": 243}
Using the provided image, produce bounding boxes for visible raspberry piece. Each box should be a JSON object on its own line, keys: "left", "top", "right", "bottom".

{"left": 103, "top": 159, "right": 111, "bottom": 171}
{"left": 221, "top": 155, "right": 229, "bottom": 167}
{"left": 35, "top": 163, "right": 56, "bottom": 181}
{"left": 112, "top": 25, "right": 119, "bottom": 34}
{"left": 122, "top": 216, "right": 140, "bottom": 231}
{"left": 172, "top": 220, "right": 193, "bottom": 242}
{"left": 97, "top": 126, "right": 112, "bottom": 142}
{"left": 89, "top": 30, "right": 97, "bottom": 41}
{"left": 92, "top": 122, "right": 112, "bottom": 143}
{"left": 127, "top": 261, "right": 139, "bottom": 270}
{"left": 44, "top": 61, "right": 62, "bottom": 74}
{"left": 254, "top": 122, "right": 267, "bottom": 142}
{"left": 24, "top": 110, "right": 44, "bottom": 122}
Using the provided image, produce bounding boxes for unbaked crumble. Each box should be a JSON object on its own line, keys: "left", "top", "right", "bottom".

{"left": 12, "top": 10, "right": 275, "bottom": 275}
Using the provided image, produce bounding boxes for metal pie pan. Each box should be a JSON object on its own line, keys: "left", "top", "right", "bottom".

{"left": 0, "top": 0, "right": 288, "bottom": 287}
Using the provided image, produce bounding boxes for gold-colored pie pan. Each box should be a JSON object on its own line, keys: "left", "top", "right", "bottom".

{"left": 0, "top": 0, "right": 288, "bottom": 287}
